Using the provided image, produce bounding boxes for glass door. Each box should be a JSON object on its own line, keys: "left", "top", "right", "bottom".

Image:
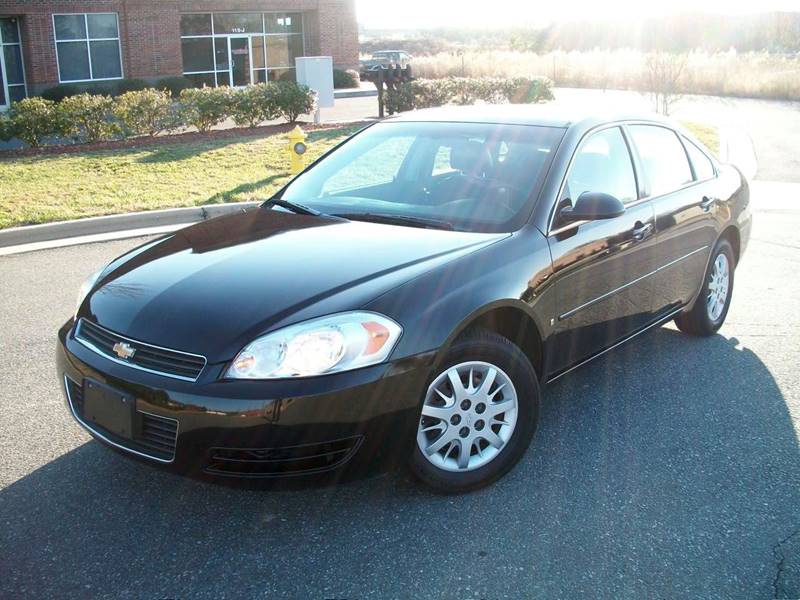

{"left": 0, "top": 54, "right": 7, "bottom": 109}
{"left": 228, "top": 36, "right": 252, "bottom": 87}
{"left": 0, "top": 18, "right": 26, "bottom": 109}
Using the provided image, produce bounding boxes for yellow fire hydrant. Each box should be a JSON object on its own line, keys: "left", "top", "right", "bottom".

{"left": 287, "top": 126, "right": 308, "bottom": 175}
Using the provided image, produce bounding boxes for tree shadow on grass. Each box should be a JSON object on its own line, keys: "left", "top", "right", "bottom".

{"left": 307, "top": 125, "right": 364, "bottom": 144}
{"left": 1, "top": 328, "right": 797, "bottom": 598}
{"left": 134, "top": 136, "right": 260, "bottom": 165}
{"left": 200, "top": 174, "right": 289, "bottom": 205}
{"left": 134, "top": 125, "right": 359, "bottom": 166}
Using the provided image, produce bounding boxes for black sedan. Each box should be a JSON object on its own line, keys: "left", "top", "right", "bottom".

{"left": 58, "top": 106, "right": 752, "bottom": 493}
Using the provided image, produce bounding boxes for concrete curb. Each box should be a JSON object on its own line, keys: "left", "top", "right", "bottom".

{"left": 2, "top": 181, "right": 798, "bottom": 256}
{"left": 0, "top": 202, "right": 259, "bottom": 249}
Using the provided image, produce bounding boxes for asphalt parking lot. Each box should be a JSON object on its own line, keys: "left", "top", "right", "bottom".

{"left": 1, "top": 202, "right": 799, "bottom": 598}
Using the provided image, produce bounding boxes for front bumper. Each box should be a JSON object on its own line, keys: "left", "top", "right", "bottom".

{"left": 57, "top": 321, "right": 434, "bottom": 482}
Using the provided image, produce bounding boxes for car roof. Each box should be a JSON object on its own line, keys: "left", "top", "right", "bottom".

{"left": 385, "top": 104, "right": 674, "bottom": 132}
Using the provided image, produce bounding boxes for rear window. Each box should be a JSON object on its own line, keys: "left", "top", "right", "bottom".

{"left": 683, "top": 137, "right": 716, "bottom": 181}
{"left": 628, "top": 125, "right": 693, "bottom": 197}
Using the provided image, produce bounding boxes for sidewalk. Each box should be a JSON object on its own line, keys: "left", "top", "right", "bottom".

{"left": 334, "top": 81, "right": 378, "bottom": 99}
{"left": 750, "top": 181, "right": 800, "bottom": 213}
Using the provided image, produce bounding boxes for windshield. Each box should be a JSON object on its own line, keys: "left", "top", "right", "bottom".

{"left": 280, "top": 121, "right": 565, "bottom": 233}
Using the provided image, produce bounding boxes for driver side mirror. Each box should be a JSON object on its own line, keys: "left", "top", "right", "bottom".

{"left": 558, "top": 192, "right": 626, "bottom": 223}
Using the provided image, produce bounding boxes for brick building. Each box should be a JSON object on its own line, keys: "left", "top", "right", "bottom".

{"left": 0, "top": 0, "right": 358, "bottom": 109}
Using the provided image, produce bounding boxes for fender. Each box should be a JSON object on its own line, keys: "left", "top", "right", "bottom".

{"left": 365, "top": 228, "right": 554, "bottom": 380}
{"left": 430, "top": 298, "right": 547, "bottom": 375}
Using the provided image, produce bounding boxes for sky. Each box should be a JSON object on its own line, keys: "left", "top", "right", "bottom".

{"left": 356, "top": 0, "right": 800, "bottom": 29}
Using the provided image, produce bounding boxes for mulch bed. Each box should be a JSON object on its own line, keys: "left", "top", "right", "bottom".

{"left": 0, "top": 120, "right": 371, "bottom": 160}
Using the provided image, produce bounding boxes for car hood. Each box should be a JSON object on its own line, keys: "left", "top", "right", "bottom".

{"left": 83, "top": 209, "right": 506, "bottom": 363}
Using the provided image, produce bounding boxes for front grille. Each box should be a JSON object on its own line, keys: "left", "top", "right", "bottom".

{"left": 205, "top": 437, "right": 363, "bottom": 478}
{"left": 75, "top": 319, "right": 206, "bottom": 382}
{"left": 64, "top": 376, "right": 179, "bottom": 463}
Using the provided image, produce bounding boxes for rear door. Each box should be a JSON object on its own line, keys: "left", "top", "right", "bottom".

{"left": 626, "top": 125, "right": 721, "bottom": 315}
{"left": 546, "top": 125, "right": 658, "bottom": 375}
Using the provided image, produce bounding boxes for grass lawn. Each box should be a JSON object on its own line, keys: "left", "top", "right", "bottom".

{"left": 0, "top": 126, "right": 360, "bottom": 229}
{"left": 0, "top": 120, "right": 720, "bottom": 230}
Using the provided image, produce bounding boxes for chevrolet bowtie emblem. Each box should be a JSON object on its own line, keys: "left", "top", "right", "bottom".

{"left": 113, "top": 341, "right": 136, "bottom": 360}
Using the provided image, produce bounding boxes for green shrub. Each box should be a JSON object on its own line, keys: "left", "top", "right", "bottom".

{"left": 40, "top": 84, "right": 81, "bottom": 102}
{"left": 0, "top": 112, "right": 13, "bottom": 142}
{"left": 5, "top": 97, "right": 64, "bottom": 147}
{"left": 115, "top": 78, "right": 151, "bottom": 95}
{"left": 39, "top": 78, "right": 159, "bottom": 102}
{"left": 178, "top": 86, "right": 233, "bottom": 132}
{"left": 273, "top": 82, "right": 316, "bottom": 123}
{"left": 333, "top": 69, "right": 360, "bottom": 89}
{"left": 158, "top": 76, "right": 194, "bottom": 98}
{"left": 83, "top": 81, "right": 121, "bottom": 97}
{"left": 113, "top": 89, "right": 179, "bottom": 137}
{"left": 384, "top": 76, "right": 554, "bottom": 114}
{"left": 229, "top": 83, "right": 281, "bottom": 128}
{"left": 58, "top": 93, "right": 120, "bottom": 143}
{"left": 449, "top": 77, "right": 509, "bottom": 105}
{"left": 505, "top": 77, "right": 555, "bottom": 104}
{"left": 385, "top": 79, "right": 453, "bottom": 114}
{"left": 274, "top": 70, "right": 296, "bottom": 82}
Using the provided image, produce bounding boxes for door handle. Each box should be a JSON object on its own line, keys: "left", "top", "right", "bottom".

{"left": 700, "top": 196, "right": 718, "bottom": 211}
{"left": 632, "top": 222, "right": 654, "bottom": 241}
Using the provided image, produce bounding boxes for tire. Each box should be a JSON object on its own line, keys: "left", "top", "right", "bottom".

{"left": 675, "top": 238, "right": 735, "bottom": 337}
{"left": 409, "top": 329, "right": 540, "bottom": 493}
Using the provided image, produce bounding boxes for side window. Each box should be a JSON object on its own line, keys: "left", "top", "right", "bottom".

{"left": 683, "top": 137, "right": 715, "bottom": 181}
{"left": 565, "top": 127, "right": 637, "bottom": 205}
{"left": 322, "top": 136, "right": 415, "bottom": 194}
{"left": 628, "top": 125, "right": 693, "bottom": 196}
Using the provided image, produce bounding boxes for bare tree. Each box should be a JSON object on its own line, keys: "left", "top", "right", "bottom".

{"left": 642, "top": 52, "right": 688, "bottom": 116}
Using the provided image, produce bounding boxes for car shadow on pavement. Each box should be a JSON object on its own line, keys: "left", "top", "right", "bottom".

{"left": 1, "top": 327, "right": 798, "bottom": 598}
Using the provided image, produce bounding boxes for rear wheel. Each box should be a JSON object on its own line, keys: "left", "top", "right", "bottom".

{"left": 675, "top": 238, "right": 735, "bottom": 336}
{"left": 410, "top": 330, "right": 539, "bottom": 493}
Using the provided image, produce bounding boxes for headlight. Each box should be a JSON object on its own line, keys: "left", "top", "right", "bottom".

{"left": 226, "top": 312, "right": 402, "bottom": 380}
{"left": 75, "top": 268, "right": 104, "bottom": 318}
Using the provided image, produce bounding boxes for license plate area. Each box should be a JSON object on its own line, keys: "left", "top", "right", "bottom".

{"left": 83, "top": 379, "right": 135, "bottom": 440}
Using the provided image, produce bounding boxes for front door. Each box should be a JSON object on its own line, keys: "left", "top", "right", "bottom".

{"left": 229, "top": 36, "right": 251, "bottom": 87}
{"left": 545, "top": 126, "right": 658, "bottom": 376}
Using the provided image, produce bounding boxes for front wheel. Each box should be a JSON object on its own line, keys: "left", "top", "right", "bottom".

{"left": 409, "top": 330, "right": 539, "bottom": 493}
{"left": 675, "top": 238, "right": 735, "bottom": 336}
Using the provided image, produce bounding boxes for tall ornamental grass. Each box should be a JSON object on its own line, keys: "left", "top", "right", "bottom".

{"left": 413, "top": 50, "right": 800, "bottom": 101}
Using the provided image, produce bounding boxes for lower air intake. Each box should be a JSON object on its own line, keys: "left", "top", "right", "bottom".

{"left": 205, "top": 436, "right": 363, "bottom": 478}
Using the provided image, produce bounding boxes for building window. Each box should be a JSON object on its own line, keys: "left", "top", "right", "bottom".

{"left": 0, "top": 17, "right": 27, "bottom": 108}
{"left": 180, "top": 12, "right": 304, "bottom": 87}
{"left": 53, "top": 13, "right": 123, "bottom": 83}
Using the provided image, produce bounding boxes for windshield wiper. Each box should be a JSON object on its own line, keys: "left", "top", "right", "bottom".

{"left": 333, "top": 213, "right": 455, "bottom": 231}
{"left": 261, "top": 198, "right": 322, "bottom": 217}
